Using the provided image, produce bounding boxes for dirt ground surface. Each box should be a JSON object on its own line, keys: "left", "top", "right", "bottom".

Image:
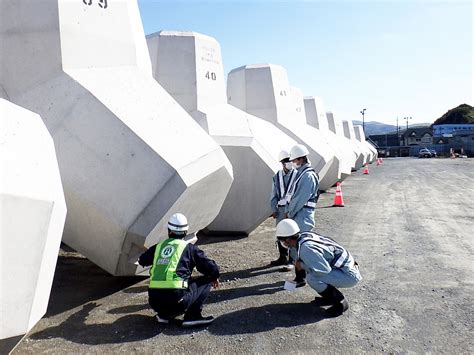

{"left": 13, "top": 158, "right": 474, "bottom": 354}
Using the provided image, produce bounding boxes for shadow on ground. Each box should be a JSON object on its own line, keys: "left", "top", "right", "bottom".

{"left": 106, "top": 280, "right": 286, "bottom": 317}
{"left": 120, "top": 265, "right": 283, "bottom": 296}
{"left": 46, "top": 245, "right": 145, "bottom": 317}
{"left": 219, "top": 265, "right": 283, "bottom": 282}
{"left": 155, "top": 303, "right": 327, "bottom": 337}
{"left": 196, "top": 232, "right": 248, "bottom": 245}
{"left": 121, "top": 285, "right": 148, "bottom": 294}
{"left": 32, "top": 302, "right": 326, "bottom": 344}
{"left": 208, "top": 281, "right": 285, "bottom": 304}
{"left": 32, "top": 302, "right": 161, "bottom": 345}
{"left": 32, "top": 248, "right": 323, "bottom": 345}
{"left": 206, "top": 303, "right": 326, "bottom": 335}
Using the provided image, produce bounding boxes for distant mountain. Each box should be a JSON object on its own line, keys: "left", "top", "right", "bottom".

{"left": 432, "top": 104, "right": 474, "bottom": 125}
{"left": 351, "top": 104, "right": 474, "bottom": 136}
{"left": 352, "top": 120, "right": 396, "bottom": 136}
{"left": 352, "top": 120, "right": 432, "bottom": 136}
{"left": 386, "top": 123, "right": 432, "bottom": 135}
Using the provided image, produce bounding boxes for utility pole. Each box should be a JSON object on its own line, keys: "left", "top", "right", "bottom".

{"left": 360, "top": 108, "right": 367, "bottom": 132}
{"left": 397, "top": 116, "right": 400, "bottom": 146}
{"left": 403, "top": 116, "right": 412, "bottom": 145}
{"left": 404, "top": 116, "right": 412, "bottom": 131}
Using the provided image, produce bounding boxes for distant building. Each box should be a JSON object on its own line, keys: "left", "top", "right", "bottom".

{"left": 432, "top": 124, "right": 474, "bottom": 136}
{"left": 368, "top": 133, "right": 401, "bottom": 157}
{"left": 369, "top": 133, "right": 400, "bottom": 148}
{"left": 367, "top": 125, "right": 474, "bottom": 157}
{"left": 367, "top": 115, "right": 474, "bottom": 157}
{"left": 402, "top": 127, "right": 433, "bottom": 146}
{"left": 369, "top": 126, "right": 434, "bottom": 157}
{"left": 433, "top": 136, "right": 449, "bottom": 145}
{"left": 451, "top": 129, "right": 474, "bottom": 155}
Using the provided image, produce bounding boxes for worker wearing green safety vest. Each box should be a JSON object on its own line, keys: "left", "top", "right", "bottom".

{"left": 148, "top": 238, "right": 189, "bottom": 289}
{"left": 139, "top": 213, "right": 220, "bottom": 327}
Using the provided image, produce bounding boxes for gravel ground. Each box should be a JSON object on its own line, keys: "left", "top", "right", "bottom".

{"left": 13, "top": 157, "right": 474, "bottom": 354}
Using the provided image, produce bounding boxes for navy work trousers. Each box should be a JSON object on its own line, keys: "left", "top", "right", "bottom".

{"left": 148, "top": 276, "right": 212, "bottom": 319}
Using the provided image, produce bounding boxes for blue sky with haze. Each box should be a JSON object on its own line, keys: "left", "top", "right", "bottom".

{"left": 138, "top": 0, "right": 473, "bottom": 126}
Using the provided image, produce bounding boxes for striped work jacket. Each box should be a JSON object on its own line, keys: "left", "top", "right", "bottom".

{"left": 297, "top": 231, "right": 355, "bottom": 269}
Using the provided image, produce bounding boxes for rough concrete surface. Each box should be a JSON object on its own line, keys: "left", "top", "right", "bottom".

{"left": 14, "top": 158, "right": 473, "bottom": 354}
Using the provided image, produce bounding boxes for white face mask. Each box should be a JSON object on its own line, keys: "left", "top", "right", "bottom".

{"left": 284, "top": 162, "right": 293, "bottom": 170}
{"left": 292, "top": 162, "right": 301, "bottom": 169}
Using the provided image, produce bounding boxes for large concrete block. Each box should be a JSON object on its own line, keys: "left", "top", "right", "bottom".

{"left": 0, "top": 0, "right": 233, "bottom": 275}
{"left": 353, "top": 125, "right": 377, "bottom": 162}
{"left": 326, "top": 111, "right": 363, "bottom": 170}
{"left": 0, "top": 99, "right": 67, "bottom": 352}
{"left": 303, "top": 96, "right": 352, "bottom": 180}
{"left": 343, "top": 120, "right": 370, "bottom": 165}
{"left": 290, "top": 87, "right": 339, "bottom": 188}
{"left": 366, "top": 140, "right": 378, "bottom": 161}
{"left": 147, "top": 31, "right": 297, "bottom": 234}
{"left": 227, "top": 64, "right": 337, "bottom": 191}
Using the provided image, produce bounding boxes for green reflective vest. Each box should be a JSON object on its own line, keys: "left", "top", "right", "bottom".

{"left": 149, "top": 238, "right": 189, "bottom": 289}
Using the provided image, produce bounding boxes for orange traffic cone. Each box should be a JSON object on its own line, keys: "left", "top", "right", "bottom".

{"left": 333, "top": 182, "right": 344, "bottom": 207}
{"left": 380, "top": 158, "right": 384, "bottom": 164}
{"left": 376, "top": 158, "right": 381, "bottom": 166}
{"left": 363, "top": 163, "right": 369, "bottom": 175}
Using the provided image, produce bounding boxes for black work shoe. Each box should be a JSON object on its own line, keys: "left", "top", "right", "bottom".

{"left": 293, "top": 278, "right": 307, "bottom": 288}
{"left": 311, "top": 297, "right": 335, "bottom": 306}
{"left": 326, "top": 298, "right": 349, "bottom": 317}
{"left": 270, "top": 257, "right": 289, "bottom": 266}
{"left": 281, "top": 263, "right": 295, "bottom": 272}
{"left": 181, "top": 314, "right": 215, "bottom": 327}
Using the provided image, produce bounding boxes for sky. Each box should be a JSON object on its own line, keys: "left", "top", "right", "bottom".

{"left": 138, "top": 0, "right": 473, "bottom": 126}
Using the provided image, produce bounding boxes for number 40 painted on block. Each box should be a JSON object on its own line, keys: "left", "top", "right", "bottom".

{"left": 83, "top": 0, "right": 108, "bottom": 9}
{"left": 205, "top": 71, "right": 217, "bottom": 80}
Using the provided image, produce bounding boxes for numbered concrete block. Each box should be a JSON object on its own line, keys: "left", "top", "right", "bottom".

{"left": 0, "top": 99, "right": 67, "bottom": 353}
{"left": 303, "top": 96, "right": 352, "bottom": 180}
{"left": 226, "top": 64, "right": 337, "bottom": 191}
{"left": 343, "top": 120, "right": 370, "bottom": 165}
{"left": 326, "top": 112, "right": 363, "bottom": 170}
{"left": 0, "top": 0, "right": 233, "bottom": 275}
{"left": 353, "top": 125, "right": 377, "bottom": 162}
{"left": 354, "top": 124, "right": 376, "bottom": 162}
{"left": 290, "top": 87, "right": 339, "bottom": 188}
{"left": 147, "top": 31, "right": 297, "bottom": 234}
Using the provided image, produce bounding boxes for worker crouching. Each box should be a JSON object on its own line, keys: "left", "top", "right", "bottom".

{"left": 139, "top": 213, "right": 219, "bottom": 327}
{"left": 275, "top": 219, "right": 362, "bottom": 317}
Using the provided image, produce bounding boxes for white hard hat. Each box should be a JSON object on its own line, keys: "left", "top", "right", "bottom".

{"left": 289, "top": 144, "right": 309, "bottom": 160}
{"left": 275, "top": 219, "right": 300, "bottom": 238}
{"left": 278, "top": 150, "right": 290, "bottom": 162}
{"left": 168, "top": 213, "right": 188, "bottom": 233}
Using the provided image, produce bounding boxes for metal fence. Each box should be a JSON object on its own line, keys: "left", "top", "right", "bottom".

{"left": 415, "top": 142, "right": 473, "bottom": 157}
{"left": 379, "top": 142, "right": 473, "bottom": 158}
{"left": 409, "top": 144, "right": 450, "bottom": 157}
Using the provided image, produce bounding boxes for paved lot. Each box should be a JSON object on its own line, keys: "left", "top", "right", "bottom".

{"left": 14, "top": 158, "right": 474, "bottom": 354}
